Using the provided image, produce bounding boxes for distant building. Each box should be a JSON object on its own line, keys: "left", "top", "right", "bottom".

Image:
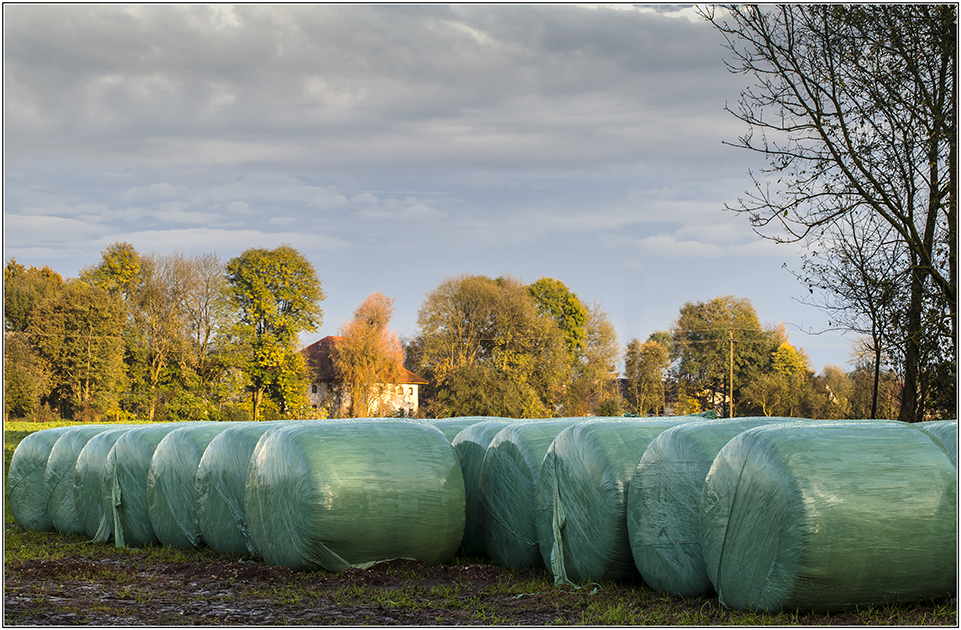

{"left": 300, "top": 335, "right": 428, "bottom": 417}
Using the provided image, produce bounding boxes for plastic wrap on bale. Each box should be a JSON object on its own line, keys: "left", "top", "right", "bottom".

{"left": 195, "top": 421, "right": 292, "bottom": 557}
{"left": 44, "top": 425, "right": 118, "bottom": 535}
{"left": 147, "top": 423, "right": 240, "bottom": 549}
{"left": 7, "top": 426, "right": 76, "bottom": 531}
{"left": 102, "top": 422, "right": 205, "bottom": 548}
{"left": 626, "top": 417, "right": 812, "bottom": 597}
{"left": 429, "top": 416, "right": 504, "bottom": 443}
{"left": 450, "top": 418, "right": 519, "bottom": 557}
{"left": 245, "top": 419, "right": 465, "bottom": 572}
{"left": 700, "top": 421, "right": 957, "bottom": 612}
{"left": 74, "top": 427, "right": 137, "bottom": 541}
{"left": 477, "top": 419, "right": 585, "bottom": 568}
{"left": 916, "top": 419, "right": 958, "bottom": 465}
{"left": 535, "top": 417, "right": 691, "bottom": 585}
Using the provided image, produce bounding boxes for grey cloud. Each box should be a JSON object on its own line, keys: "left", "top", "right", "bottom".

{"left": 5, "top": 5, "right": 739, "bottom": 172}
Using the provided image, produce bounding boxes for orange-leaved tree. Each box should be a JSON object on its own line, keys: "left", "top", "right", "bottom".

{"left": 333, "top": 293, "right": 404, "bottom": 417}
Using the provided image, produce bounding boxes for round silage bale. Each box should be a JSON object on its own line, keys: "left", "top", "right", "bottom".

{"left": 700, "top": 421, "right": 957, "bottom": 612}
{"left": 44, "top": 425, "right": 118, "bottom": 535}
{"left": 429, "top": 416, "right": 504, "bottom": 443}
{"left": 450, "top": 418, "right": 519, "bottom": 557}
{"left": 147, "top": 422, "right": 239, "bottom": 549}
{"left": 626, "top": 417, "right": 814, "bottom": 597}
{"left": 916, "top": 419, "right": 957, "bottom": 465}
{"left": 102, "top": 422, "right": 204, "bottom": 548}
{"left": 245, "top": 419, "right": 465, "bottom": 572}
{"left": 477, "top": 419, "right": 586, "bottom": 568}
{"left": 195, "top": 421, "right": 292, "bottom": 557}
{"left": 7, "top": 426, "right": 76, "bottom": 531}
{"left": 535, "top": 417, "right": 691, "bottom": 585}
{"left": 74, "top": 426, "right": 137, "bottom": 541}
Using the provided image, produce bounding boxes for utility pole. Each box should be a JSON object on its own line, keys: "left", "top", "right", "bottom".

{"left": 729, "top": 329, "right": 734, "bottom": 418}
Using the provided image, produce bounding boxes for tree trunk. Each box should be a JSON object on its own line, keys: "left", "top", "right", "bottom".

{"left": 898, "top": 263, "right": 925, "bottom": 423}
{"left": 252, "top": 387, "right": 263, "bottom": 421}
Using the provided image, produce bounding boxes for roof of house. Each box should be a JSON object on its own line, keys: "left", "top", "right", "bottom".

{"left": 300, "top": 335, "right": 428, "bottom": 385}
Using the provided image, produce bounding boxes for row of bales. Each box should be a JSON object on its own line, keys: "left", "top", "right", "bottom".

{"left": 7, "top": 414, "right": 957, "bottom": 612}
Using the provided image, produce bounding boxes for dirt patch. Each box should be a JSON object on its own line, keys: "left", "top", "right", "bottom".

{"left": 4, "top": 552, "right": 957, "bottom": 626}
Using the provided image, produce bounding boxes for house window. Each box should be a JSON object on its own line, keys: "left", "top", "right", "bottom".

{"left": 311, "top": 384, "right": 317, "bottom": 394}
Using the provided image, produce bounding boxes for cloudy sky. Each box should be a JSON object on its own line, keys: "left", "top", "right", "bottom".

{"left": 4, "top": 4, "right": 854, "bottom": 371}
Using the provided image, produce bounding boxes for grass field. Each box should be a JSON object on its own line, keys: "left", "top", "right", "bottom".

{"left": 4, "top": 421, "right": 957, "bottom": 625}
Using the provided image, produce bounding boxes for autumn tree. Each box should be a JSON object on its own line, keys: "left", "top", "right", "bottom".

{"left": 4, "top": 332, "right": 48, "bottom": 420}
{"left": 704, "top": 5, "right": 957, "bottom": 421}
{"left": 624, "top": 336, "right": 670, "bottom": 416}
{"left": 410, "top": 274, "right": 568, "bottom": 418}
{"left": 27, "top": 280, "right": 125, "bottom": 421}
{"left": 528, "top": 277, "right": 588, "bottom": 361}
{"left": 670, "top": 296, "right": 781, "bottom": 416}
{"left": 742, "top": 341, "right": 814, "bottom": 417}
{"left": 566, "top": 302, "right": 622, "bottom": 416}
{"left": 226, "top": 245, "right": 324, "bottom": 420}
{"left": 332, "top": 292, "right": 404, "bottom": 417}
{"left": 4, "top": 259, "right": 64, "bottom": 332}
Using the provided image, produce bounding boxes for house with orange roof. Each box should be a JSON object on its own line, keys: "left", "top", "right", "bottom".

{"left": 300, "top": 335, "right": 428, "bottom": 417}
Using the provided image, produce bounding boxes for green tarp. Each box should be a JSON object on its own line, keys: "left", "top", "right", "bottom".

{"left": 917, "top": 419, "right": 958, "bottom": 465}
{"left": 147, "top": 423, "right": 238, "bottom": 549}
{"left": 626, "top": 417, "right": 808, "bottom": 597}
{"left": 450, "top": 418, "right": 519, "bottom": 557}
{"left": 429, "top": 417, "right": 504, "bottom": 443}
{"left": 7, "top": 426, "right": 76, "bottom": 531}
{"left": 195, "top": 421, "right": 291, "bottom": 556}
{"left": 103, "top": 422, "right": 204, "bottom": 548}
{"left": 477, "top": 419, "right": 583, "bottom": 568}
{"left": 74, "top": 427, "right": 136, "bottom": 541}
{"left": 700, "top": 422, "right": 957, "bottom": 612}
{"left": 535, "top": 417, "right": 690, "bottom": 585}
{"left": 245, "top": 419, "right": 465, "bottom": 572}
{"left": 44, "top": 425, "right": 118, "bottom": 535}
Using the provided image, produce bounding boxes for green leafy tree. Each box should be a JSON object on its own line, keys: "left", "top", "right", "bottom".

{"left": 624, "top": 336, "right": 670, "bottom": 416}
{"left": 332, "top": 292, "right": 405, "bottom": 417}
{"left": 4, "top": 332, "right": 49, "bottom": 420}
{"left": 411, "top": 274, "right": 568, "bottom": 418}
{"left": 80, "top": 242, "right": 141, "bottom": 301}
{"left": 28, "top": 280, "right": 125, "bottom": 421}
{"left": 528, "top": 277, "right": 588, "bottom": 360}
{"left": 670, "top": 296, "right": 781, "bottom": 416}
{"left": 226, "top": 245, "right": 325, "bottom": 420}
{"left": 4, "top": 259, "right": 64, "bottom": 333}
{"left": 566, "top": 302, "right": 622, "bottom": 416}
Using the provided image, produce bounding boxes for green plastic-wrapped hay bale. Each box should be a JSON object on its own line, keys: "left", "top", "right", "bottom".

{"left": 7, "top": 426, "right": 76, "bottom": 531}
{"left": 917, "top": 419, "right": 957, "bottom": 465}
{"left": 700, "top": 422, "right": 957, "bottom": 612}
{"left": 74, "top": 427, "right": 137, "bottom": 540}
{"left": 147, "top": 423, "right": 238, "bottom": 549}
{"left": 245, "top": 419, "right": 465, "bottom": 572}
{"left": 429, "top": 417, "right": 504, "bottom": 443}
{"left": 195, "top": 421, "right": 291, "bottom": 556}
{"left": 627, "top": 417, "right": 815, "bottom": 597}
{"left": 450, "top": 418, "right": 519, "bottom": 557}
{"left": 103, "top": 422, "right": 204, "bottom": 548}
{"left": 477, "top": 419, "right": 586, "bottom": 568}
{"left": 44, "top": 425, "right": 118, "bottom": 535}
{"left": 535, "top": 417, "right": 690, "bottom": 585}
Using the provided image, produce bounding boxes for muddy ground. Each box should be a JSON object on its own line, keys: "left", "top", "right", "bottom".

{"left": 5, "top": 549, "right": 957, "bottom": 626}
{"left": 4, "top": 553, "right": 630, "bottom": 626}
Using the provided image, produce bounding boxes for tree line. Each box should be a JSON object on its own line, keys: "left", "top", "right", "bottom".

{"left": 6, "top": 243, "right": 948, "bottom": 423}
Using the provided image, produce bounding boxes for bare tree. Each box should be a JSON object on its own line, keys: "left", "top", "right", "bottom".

{"left": 703, "top": 5, "right": 956, "bottom": 420}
